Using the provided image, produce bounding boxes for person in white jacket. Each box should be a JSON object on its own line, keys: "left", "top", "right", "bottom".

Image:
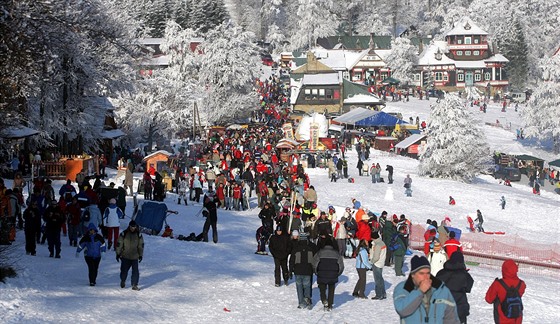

{"left": 103, "top": 198, "right": 124, "bottom": 250}
{"left": 428, "top": 241, "right": 448, "bottom": 276}
{"left": 370, "top": 231, "right": 387, "bottom": 300}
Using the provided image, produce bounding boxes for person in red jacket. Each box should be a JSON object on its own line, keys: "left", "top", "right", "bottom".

{"left": 356, "top": 218, "right": 371, "bottom": 243}
{"left": 443, "top": 230, "right": 462, "bottom": 259}
{"left": 423, "top": 228, "right": 437, "bottom": 255}
{"left": 485, "top": 259, "right": 526, "bottom": 324}
{"left": 232, "top": 182, "right": 242, "bottom": 210}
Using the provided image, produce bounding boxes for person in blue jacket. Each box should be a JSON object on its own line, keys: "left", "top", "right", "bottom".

{"left": 352, "top": 239, "right": 372, "bottom": 299}
{"left": 76, "top": 223, "right": 106, "bottom": 286}
{"left": 393, "top": 255, "right": 460, "bottom": 324}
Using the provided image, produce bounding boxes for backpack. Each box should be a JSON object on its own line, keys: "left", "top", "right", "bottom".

{"left": 82, "top": 209, "right": 91, "bottom": 222}
{"left": 496, "top": 279, "right": 523, "bottom": 318}
{"left": 388, "top": 234, "right": 401, "bottom": 251}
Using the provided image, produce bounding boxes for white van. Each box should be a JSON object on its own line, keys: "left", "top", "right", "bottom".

{"left": 506, "top": 92, "right": 526, "bottom": 103}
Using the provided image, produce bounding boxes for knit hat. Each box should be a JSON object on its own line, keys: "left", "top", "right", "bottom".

{"left": 276, "top": 225, "right": 283, "bottom": 232}
{"left": 291, "top": 230, "right": 299, "bottom": 238}
{"left": 410, "top": 255, "right": 431, "bottom": 274}
{"left": 129, "top": 220, "right": 137, "bottom": 227}
{"left": 433, "top": 241, "right": 441, "bottom": 252}
{"left": 449, "top": 230, "right": 456, "bottom": 238}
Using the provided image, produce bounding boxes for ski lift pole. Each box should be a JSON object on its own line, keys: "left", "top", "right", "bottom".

{"left": 287, "top": 190, "right": 295, "bottom": 234}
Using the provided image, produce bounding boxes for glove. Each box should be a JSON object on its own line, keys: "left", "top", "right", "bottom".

{"left": 138, "top": 256, "right": 143, "bottom": 263}
{"left": 116, "top": 254, "right": 120, "bottom": 262}
{"left": 75, "top": 252, "right": 80, "bottom": 258}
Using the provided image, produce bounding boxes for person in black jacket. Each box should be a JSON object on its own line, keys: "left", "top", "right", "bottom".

{"left": 43, "top": 199, "right": 65, "bottom": 258}
{"left": 258, "top": 203, "right": 275, "bottom": 229}
{"left": 436, "top": 251, "right": 474, "bottom": 324}
{"left": 269, "top": 225, "right": 291, "bottom": 287}
{"left": 23, "top": 200, "right": 41, "bottom": 255}
{"left": 289, "top": 230, "right": 317, "bottom": 309}
{"left": 385, "top": 165, "right": 394, "bottom": 184}
{"left": 313, "top": 235, "right": 344, "bottom": 311}
{"left": 202, "top": 194, "right": 218, "bottom": 243}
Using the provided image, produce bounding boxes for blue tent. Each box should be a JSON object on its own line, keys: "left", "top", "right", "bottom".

{"left": 354, "top": 111, "right": 407, "bottom": 127}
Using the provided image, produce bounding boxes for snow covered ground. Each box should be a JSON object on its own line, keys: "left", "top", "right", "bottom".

{"left": 1, "top": 97, "right": 559, "bottom": 323}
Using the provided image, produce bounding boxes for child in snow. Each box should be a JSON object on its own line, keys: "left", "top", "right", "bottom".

{"left": 255, "top": 224, "right": 272, "bottom": 255}
{"left": 500, "top": 196, "right": 506, "bottom": 210}
{"left": 161, "top": 225, "right": 173, "bottom": 238}
{"left": 449, "top": 196, "right": 456, "bottom": 205}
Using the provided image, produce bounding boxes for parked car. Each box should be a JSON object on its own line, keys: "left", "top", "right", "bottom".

{"left": 504, "top": 91, "right": 527, "bottom": 103}
{"left": 493, "top": 166, "right": 522, "bottom": 181}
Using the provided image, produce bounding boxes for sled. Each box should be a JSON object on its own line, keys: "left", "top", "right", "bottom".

{"left": 466, "top": 216, "right": 475, "bottom": 232}
{"left": 133, "top": 200, "right": 177, "bottom": 235}
{"left": 482, "top": 231, "right": 506, "bottom": 235}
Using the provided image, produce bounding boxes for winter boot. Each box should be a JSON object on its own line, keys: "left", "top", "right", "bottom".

{"left": 120, "top": 281, "right": 125, "bottom": 288}
{"left": 132, "top": 285, "right": 140, "bottom": 291}
{"left": 178, "top": 198, "right": 181, "bottom": 205}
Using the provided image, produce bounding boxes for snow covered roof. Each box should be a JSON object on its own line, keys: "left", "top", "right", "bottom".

{"left": 301, "top": 73, "right": 340, "bottom": 85}
{"left": 417, "top": 41, "right": 455, "bottom": 66}
{"left": 0, "top": 126, "right": 40, "bottom": 139}
{"left": 486, "top": 54, "right": 509, "bottom": 63}
{"left": 100, "top": 129, "right": 126, "bottom": 139}
{"left": 395, "top": 134, "right": 426, "bottom": 149}
{"left": 374, "top": 49, "right": 391, "bottom": 61}
{"left": 333, "top": 107, "right": 378, "bottom": 124}
{"left": 142, "top": 55, "right": 169, "bottom": 66}
{"left": 446, "top": 17, "right": 488, "bottom": 36}
{"left": 142, "top": 150, "right": 173, "bottom": 161}
{"left": 344, "top": 94, "right": 383, "bottom": 104}
{"left": 454, "top": 61, "right": 487, "bottom": 69}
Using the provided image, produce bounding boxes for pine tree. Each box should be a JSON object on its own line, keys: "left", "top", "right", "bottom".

{"left": 190, "top": 0, "right": 229, "bottom": 34}
{"left": 521, "top": 55, "right": 560, "bottom": 154}
{"left": 493, "top": 11, "right": 528, "bottom": 90}
{"left": 419, "top": 94, "right": 492, "bottom": 182}
{"left": 384, "top": 37, "right": 418, "bottom": 83}
{"left": 291, "top": 0, "right": 339, "bottom": 50}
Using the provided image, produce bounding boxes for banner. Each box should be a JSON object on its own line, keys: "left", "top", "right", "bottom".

{"left": 282, "top": 123, "right": 294, "bottom": 141}
{"left": 309, "top": 122, "right": 319, "bottom": 151}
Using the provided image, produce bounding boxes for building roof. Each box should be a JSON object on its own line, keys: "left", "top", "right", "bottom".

{"left": 485, "top": 54, "right": 509, "bottom": 63}
{"left": 0, "top": 126, "right": 40, "bottom": 139}
{"left": 143, "top": 150, "right": 173, "bottom": 162}
{"left": 343, "top": 79, "right": 382, "bottom": 104}
{"left": 395, "top": 134, "right": 427, "bottom": 149}
{"left": 418, "top": 40, "right": 507, "bottom": 69}
{"left": 301, "top": 73, "right": 340, "bottom": 85}
{"left": 446, "top": 17, "right": 488, "bottom": 36}
{"left": 333, "top": 107, "right": 378, "bottom": 124}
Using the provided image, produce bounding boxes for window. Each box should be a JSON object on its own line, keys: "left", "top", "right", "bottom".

{"left": 342, "top": 72, "right": 350, "bottom": 80}
{"left": 443, "top": 74, "right": 448, "bottom": 81}
{"left": 458, "top": 74, "right": 464, "bottom": 82}
{"left": 458, "top": 39, "right": 463, "bottom": 44}
{"left": 326, "top": 89, "right": 333, "bottom": 99}
{"left": 474, "top": 38, "right": 479, "bottom": 44}
{"left": 475, "top": 73, "right": 481, "bottom": 81}
{"left": 319, "top": 89, "right": 325, "bottom": 97}
{"left": 456, "top": 51, "right": 463, "bottom": 56}
{"left": 311, "top": 89, "right": 318, "bottom": 100}
{"left": 413, "top": 73, "right": 421, "bottom": 81}
{"left": 435, "top": 72, "right": 443, "bottom": 81}
{"left": 352, "top": 73, "right": 361, "bottom": 81}
{"left": 465, "top": 51, "right": 471, "bottom": 56}
{"left": 304, "top": 89, "right": 311, "bottom": 100}
{"left": 485, "top": 72, "right": 491, "bottom": 81}
{"left": 465, "top": 37, "right": 472, "bottom": 44}
{"left": 473, "top": 50, "right": 480, "bottom": 56}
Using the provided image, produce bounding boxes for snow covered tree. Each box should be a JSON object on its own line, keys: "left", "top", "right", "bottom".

{"left": 291, "top": 0, "right": 339, "bottom": 50}
{"left": 521, "top": 55, "right": 560, "bottom": 154}
{"left": 384, "top": 37, "right": 418, "bottom": 83}
{"left": 493, "top": 11, "right": 529, "bottom": 90}
{"left": 332, "top": 0, "right": 363, "bottom": 36}
{"left": 355, "top": 1, "right": 387, "bottom": 36}
{"left": 419, "top": 94, "right": 492, "bottom": 182}
{"left": 190, "top": 0, "right": 229, "bottom": 33}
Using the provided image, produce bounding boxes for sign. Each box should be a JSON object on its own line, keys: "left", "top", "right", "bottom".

{"left": 309, "top": 123, "right": 320, "bottom": 151}
{"left": 282, "top": 123, "right": 294, "bottom": 141}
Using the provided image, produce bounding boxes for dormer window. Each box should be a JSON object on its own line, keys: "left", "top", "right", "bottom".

{"left": 464, "top": 22, "right": 471, "bottom": 30}
{"left": 435, "top": 48, "right": 443, "bottom": 60}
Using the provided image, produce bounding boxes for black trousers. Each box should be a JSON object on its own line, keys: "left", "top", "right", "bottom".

{"left": 353, "top": 268, "right": 367, "bottom": 297}
{"left": 318, "top": 283, "right": 336, "bottom": 307}
{"left": 25, "top": 228, "right": 37, "bottom": 254}
{"left": 203, "top": 217, "right": 218, "bottom": 243}
{"left": 273, "top": 257, "right": 288, "bottom": 285}
{"left": 85, "top": 256, "right": 101, "bottom": 284}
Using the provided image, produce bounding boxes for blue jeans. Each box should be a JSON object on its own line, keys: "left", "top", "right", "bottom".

{"left": 295, "top": 275, "right": 312, "bottom": 307}
{"left": 372, "top": 265, "right": 386, "bottom": 298}
{"left": 120, "top": 258, "right": 139, "bottom": 286}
